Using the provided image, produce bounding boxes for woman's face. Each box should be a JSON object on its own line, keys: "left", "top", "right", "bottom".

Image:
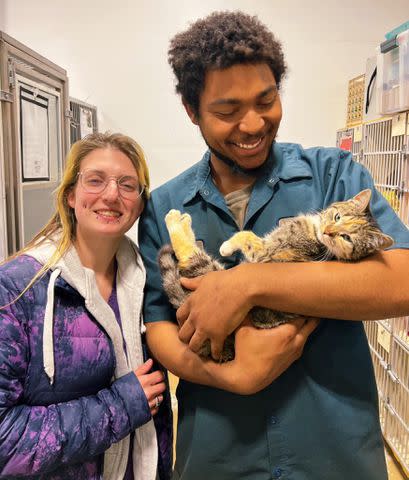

{"left": 67, "top": 147, "right": 144, "bottom": 242}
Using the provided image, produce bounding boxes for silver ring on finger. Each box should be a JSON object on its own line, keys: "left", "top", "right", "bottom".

{"left": 155, "top": 396, "right": 160, "bottom": 408}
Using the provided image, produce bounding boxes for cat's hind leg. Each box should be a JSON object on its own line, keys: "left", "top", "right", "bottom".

{"left": 219, "top": 231, "right": 264, "bottom": 261}
{"left": 165, "top": 210, "right": 201, "bottom": 268}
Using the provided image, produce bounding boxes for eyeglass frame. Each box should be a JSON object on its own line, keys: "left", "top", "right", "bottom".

{"left": 77, "top": 169, "right": 145, "bottom": 200}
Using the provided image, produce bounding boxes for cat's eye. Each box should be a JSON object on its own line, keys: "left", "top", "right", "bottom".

{"left": 340, "top": 234, "right": 351, "bottom": 242}
{"left": 334, "top": 213, "right": 341, "bottom": 222}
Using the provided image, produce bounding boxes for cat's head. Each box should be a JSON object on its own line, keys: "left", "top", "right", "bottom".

{"left": 318, "top": 189, "right": 394, "bottom": 261}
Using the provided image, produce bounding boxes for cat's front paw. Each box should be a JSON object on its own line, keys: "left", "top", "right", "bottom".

{"left": 165, "top": 209, "right": 183, "bottom": 229}
{"left": 219, "top": 240, "right": 235, "bottom": 257}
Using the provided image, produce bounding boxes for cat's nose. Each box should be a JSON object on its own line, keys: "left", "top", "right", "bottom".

{"left": 323, "top": 226, "right": 336, "bottom": 237}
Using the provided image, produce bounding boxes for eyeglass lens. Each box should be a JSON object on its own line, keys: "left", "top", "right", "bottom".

{"left": 80, "top": 170, "right": 143, "bottom": 198}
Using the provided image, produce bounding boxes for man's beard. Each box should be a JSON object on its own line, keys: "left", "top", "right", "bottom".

{"left": 201, "top": 131, "right": 274, "bottom": 177}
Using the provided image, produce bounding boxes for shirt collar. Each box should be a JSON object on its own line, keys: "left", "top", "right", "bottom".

{"left": 270, "top": 142, "right": 313, "bottom": 181}
{"left": 182, "top": 142, "right": 312, "bottom": 204}
{"left": 182, "top": 150, "right": 212, "bottom": 204}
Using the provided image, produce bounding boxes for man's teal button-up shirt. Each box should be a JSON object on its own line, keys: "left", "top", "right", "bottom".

{"left": 139, "top": 142, "right": 409, "bottom": 480}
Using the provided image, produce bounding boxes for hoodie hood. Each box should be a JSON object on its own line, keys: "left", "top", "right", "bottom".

{"left": 27, "top": 236, "right": 146, "bottom": 384}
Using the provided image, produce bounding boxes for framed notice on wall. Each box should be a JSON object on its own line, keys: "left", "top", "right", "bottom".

{"left": 339, "top": 131, "right": 353, "bottom": 152}
{"left": 20, "top": 87, "right": 50, "bottom": 181}
{"left": 80, "top": 106, "right": 94, "bottom": 137}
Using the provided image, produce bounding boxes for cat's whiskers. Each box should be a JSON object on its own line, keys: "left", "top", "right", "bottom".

{"left": 313, "top": 249, "right": 333, "bottom": 262}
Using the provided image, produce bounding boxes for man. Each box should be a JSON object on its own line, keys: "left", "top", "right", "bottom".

{"left": 139, "top": 11, "right": 409, "bottom": 480}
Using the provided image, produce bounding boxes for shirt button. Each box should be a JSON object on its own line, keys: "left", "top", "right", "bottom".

{"left": 273, "top": 467, "right": 283, "bottom": 478}
{"left": 270, "top": 416, "right": 278, "bottom": 425}
{"left": 201, "top": 189, "right": 209, "bottom": 196}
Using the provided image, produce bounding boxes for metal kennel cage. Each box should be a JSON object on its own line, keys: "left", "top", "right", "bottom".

{"left": 337, "top": 113, "right": 409, "bottom": 475}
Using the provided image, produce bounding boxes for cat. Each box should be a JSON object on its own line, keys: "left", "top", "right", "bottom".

{"left": 158, "top": 189, "right": 393, "bottom": 361}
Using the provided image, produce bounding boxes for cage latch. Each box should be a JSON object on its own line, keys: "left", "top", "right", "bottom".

{"left": 0, "top": 90, "right": 13, "bottom": 103}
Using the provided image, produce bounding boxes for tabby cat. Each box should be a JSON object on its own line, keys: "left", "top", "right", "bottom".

{"left": 158, "top": 189, "right": 393, "bottom": 361}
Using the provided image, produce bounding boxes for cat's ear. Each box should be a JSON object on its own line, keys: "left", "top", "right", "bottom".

{"left": 374, "top": 232, "right": 394, "bottom": 250}
{"left": 353, "top": 189, "right": 372, "bottom": 212}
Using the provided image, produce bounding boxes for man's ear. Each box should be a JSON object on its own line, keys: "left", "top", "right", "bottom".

{"left": 183, "top": 99, "right": 199, "bottom": 125}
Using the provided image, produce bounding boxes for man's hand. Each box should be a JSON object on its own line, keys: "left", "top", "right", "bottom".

{"left": 177, "top": 267, "right": 251, "bottom": 360}
{"left": 223, "top": 317, "right": 321, "bottom": 395}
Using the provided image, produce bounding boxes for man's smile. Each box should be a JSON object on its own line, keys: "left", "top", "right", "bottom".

{"left": 231, "top": 137, "right": 263, "bottom": 150}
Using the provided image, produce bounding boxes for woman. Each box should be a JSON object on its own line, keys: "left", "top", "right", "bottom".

{"left": 0, "top": 132, "right": 172, "bottom": 479}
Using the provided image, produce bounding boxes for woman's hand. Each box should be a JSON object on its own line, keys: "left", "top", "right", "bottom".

{"left": 134, "top": 359, "right": 166, "bottom": 416}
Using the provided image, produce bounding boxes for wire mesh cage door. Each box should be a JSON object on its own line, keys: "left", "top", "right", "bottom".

{"left": 361, "top": 114, "right": 409, "bottom": 227}
{"left": 361, "top": 113, "right": 409, "bottom": 475}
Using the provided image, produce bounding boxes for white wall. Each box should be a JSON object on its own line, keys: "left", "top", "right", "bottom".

{"left": 2, "top": 0, "right": 409, "bottom": 191}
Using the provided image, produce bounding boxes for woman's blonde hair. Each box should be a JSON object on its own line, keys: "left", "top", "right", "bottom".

{"left": 4, "top": 131, "right": 150, "bottom": 304}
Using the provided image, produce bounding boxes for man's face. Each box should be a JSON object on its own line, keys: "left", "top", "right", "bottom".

{"left": 187, "top": 63, "right": 282, "bottom": 173}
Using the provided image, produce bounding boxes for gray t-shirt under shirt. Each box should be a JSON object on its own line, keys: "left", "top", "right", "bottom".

{"left": 224, "top": 184, "right": 252, "bottom": 230}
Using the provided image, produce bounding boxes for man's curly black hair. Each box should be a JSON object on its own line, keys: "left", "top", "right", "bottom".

{"left": 168, "top": 10, "right": 287, "bottom": 116}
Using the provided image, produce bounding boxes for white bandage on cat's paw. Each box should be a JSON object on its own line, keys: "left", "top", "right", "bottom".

{"left": 219, "top": 241, "right": 234, "bottom": 257}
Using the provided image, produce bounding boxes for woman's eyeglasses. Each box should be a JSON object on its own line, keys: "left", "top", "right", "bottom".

{"left": 78, "top": 169, "right": 144, "bottom": 200}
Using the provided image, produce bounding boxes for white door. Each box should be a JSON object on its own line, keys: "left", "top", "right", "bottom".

{"left": 15, "top": 75, "right": 62, "bottom": 247}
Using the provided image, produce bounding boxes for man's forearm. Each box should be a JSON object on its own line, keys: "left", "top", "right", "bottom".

{"left": 146, "top": 318, "right": 321, "bottom": 395}
{"left": 145, "top": 322, "right": 239, "bottom": 391}
{"left": 244, "top": 249, "right": 409, "bottom": 320}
